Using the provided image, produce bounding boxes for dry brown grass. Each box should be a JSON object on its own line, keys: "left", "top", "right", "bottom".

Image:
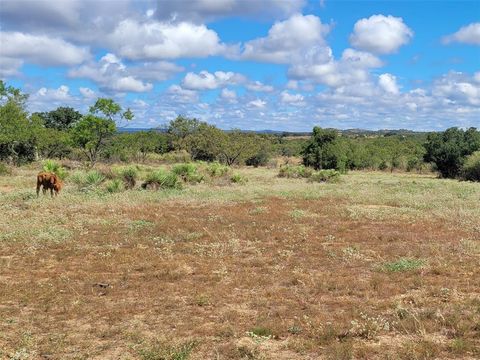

{"left": 0, "top": 163, "right": 479, "bottom": 359}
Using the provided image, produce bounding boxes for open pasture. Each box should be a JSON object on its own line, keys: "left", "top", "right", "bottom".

{"left": 1, "top": 165, "right": 479, "bottom": 359}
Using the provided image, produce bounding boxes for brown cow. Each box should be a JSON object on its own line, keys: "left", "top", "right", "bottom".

{"left": 36, "top": 172, "right": 63, "bottom": 197}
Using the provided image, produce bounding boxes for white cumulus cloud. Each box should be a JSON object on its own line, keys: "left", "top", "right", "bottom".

{"left": 442, "top": 22, "right": 480, "bottom": 45}
{"left": 182, "top": 70, "right": 246, "bottom": 90}
{"left": 107, "top": 19, "right": 226, "bottom": 60}
{"left": 0, "top": 31, "right": 90, "bottom": 66}
{"left": 378, "top": 73, "right": 400, "bottom": 94}
{"left": 349, "top": 14, "right": 413, "bottom": 54}
{"left": 241, "top": 14, "right": 330, "bottom": 63}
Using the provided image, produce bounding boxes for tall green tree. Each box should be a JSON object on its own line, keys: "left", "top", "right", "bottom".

{"left": 33, "top": 107, "right": 82, "bottom": 131}
{"left": 0, "top": 81, "right": 36, "bottom": 163}
{"left": 302, "top": 127, "right": 341, "bottom": 170}
{"left": 70, "top": 115, "right": 116, "bottom": 166}
{"left": 89, "top": 98, "right": 134, "bottom": 123}
{"left": 424, "top": 127, "right": 480, "bottom": 178}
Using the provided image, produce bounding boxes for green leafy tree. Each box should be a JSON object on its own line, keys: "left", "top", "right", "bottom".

{"left": 184, "top": 123, "right": 226, "bottom": 161}
{"left": 167, "top": 115, "right": 203, "bottom": 150}
{"left": 70, "top": 114, "right": 116, "bottom": 166}
{"left": 218, "top": 130, "right": 260, "bottom": 166}
{"left": 302, "top": 127, "right": 340, "bottom": 170}
{"left": 424, "top": 127, "right": 480, "bottom": 178}
{"left": 33, "top": 107, "right": 82, "bottom": 131}
{"left": 89, "top": 98, "right": 134, "bottom": 124}
{"left": 0, "top": 81, "right": 35, "bottom": 163}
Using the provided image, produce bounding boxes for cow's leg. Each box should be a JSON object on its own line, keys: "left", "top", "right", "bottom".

{"left": 50, "top": 187, "right": 54, "bottom": 197}
{"left": 36, "top": 182, "right": 41, "bottom": 197}
{"left": 42, "top": 186, "right": 46, "bottom": 195}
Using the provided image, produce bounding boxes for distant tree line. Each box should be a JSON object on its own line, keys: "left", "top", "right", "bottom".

{"left": 1, "top": 81, "right": 479, "bottom": 181}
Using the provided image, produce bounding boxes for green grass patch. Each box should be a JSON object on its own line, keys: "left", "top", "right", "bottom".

{"left": 382, "top": 258, "right": 426, "bottom": 272}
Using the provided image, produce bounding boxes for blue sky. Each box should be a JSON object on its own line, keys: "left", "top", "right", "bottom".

{"left": 1, "top": 0, "right": 479, "bottom": 131}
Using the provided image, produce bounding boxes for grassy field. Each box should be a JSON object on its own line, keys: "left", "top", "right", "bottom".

{"left": 1, "top": 163, "right": 479, "bottom": 359}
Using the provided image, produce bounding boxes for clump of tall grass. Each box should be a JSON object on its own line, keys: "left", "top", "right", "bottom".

{"left": 205, "top": 162, "right": 230, "bottom": 177}
{"left": 172, "top": 163, "right": 204, "bottom": 184}
{"left": 159, "top": 150, "right": 192, "bottom": 164}
{"left": 278, "top": 165, "right": 313, "bottom": 179}
{"left": 143, "top": 169, "right": 182, "bottom": 190}
{"left": 70, "top": 170, "right": 105, "bottom": 190}
{"left": 119, "top": 166, "right": 138, "bottom": 189}
{"left": 105, "top": 179, "right": 123, "bottom": 193}
{"left": 0, "top": 162, "right": 11, "bottom": 176}
{"left": 309, "top": 169, "right": 341, "bottom": 183}
{"left": 230, "top": 173, "right": 248, "bottom": 185}
{"left": 42, "top": 159, "right": 68, "bottom": 179}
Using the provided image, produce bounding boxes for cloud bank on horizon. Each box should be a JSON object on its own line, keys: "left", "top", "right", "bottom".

{"left": 1, "top": 0, "right": 479, "bottom": 131}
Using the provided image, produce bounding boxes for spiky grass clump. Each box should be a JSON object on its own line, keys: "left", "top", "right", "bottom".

{"left": 230, "top": 173, "right": 248, "bottom": 185}
{"left": 105, "top": 179, "right": 123, "bottom": 193}
{"left": 144, "top": 170, "right": 182, "bottom": 190}
{"left": 172, "top": 163, "right": 204, "bottom": 184}
{"left": 42, "top": 159, "right": 68, "bottom": 179}
{"left": 119, "top": 166, "right": 138, "bottom": 189}
{"left": 85, "top": 170, "right": 105, "bottom": 187}
{"left": 205, "top": 162, "right": 230, "bottom": 177}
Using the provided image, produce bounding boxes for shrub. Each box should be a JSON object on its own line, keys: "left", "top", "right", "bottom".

{"left": 42, "top": 159, "right": 68, "bottom": 179}
{"left": 105, "top": 179, "right": 123, "bottom": 193}
{"left": 0, "top": 162, "right": 11, "bottom": 176}
{"left": 172, "top": 163, "right": 204, "bottom": 184}
{"left": 309, "top": 169, "right": 341, "bottom": 183}
{"left": 462, "top": 151, "right": 480, "bottom": 181}
{"left": 159, "top": 150, "right": 192, "bottom": 164}
{"left": 205, "top": 162, "right": 230, "bottom": 177}
{"left": 278, "top": 165, "right": 313, "bottom": 178}
{"left": 69, "top": 171, "right": 85, "bottom": 187}
{"left": 230, "top": 173, "right": 248, "bottom": 185}
{"left": 119, "top": 166, "right": 138, "bottom": 189}
{"left": 144, "top": 170, "right": 182, "bottom": 190}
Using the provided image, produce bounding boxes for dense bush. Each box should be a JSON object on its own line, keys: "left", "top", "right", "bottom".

{"left": 462, "top": 151, "right": 480, "bottom": 181}
{"left": 424, "top": 127, "right": 480, "bottom": 178}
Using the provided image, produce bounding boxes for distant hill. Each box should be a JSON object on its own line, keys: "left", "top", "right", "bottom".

{"left": 118, "top": 127, "right": 429, "bottom": 137}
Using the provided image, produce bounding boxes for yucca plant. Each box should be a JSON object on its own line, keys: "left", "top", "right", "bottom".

{"left": 206, "top": 162, "right": 230, "bottom": 177}
{"left": 120, "top": 166, "right": 138, "bottom": 189}
{"left": 172, "top": 163, "right": 204, "bottom": 184}
{"left": 230, "top": 173, "right": 247, "bottom": 184}
{"left": 144, "top": 169, "right": 182, "bottom": 189}
{"left": 42, "top": 159, "right": 68, "bottom": 179}
{"left": 85, "top": 170, "right": 105, "bottom": 187}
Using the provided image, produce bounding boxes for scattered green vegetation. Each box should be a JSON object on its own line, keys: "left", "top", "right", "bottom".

{"left": 309, "top": 169, "right": 341, "bottom": 183}
{"left": 278, "top": 164, "right": 313, "bottom": 178}
{"left": 137, "top": 340, "right": 196, "bottom": 360}
{"left": 205, "top": 162, "right": 230, "bottom": 177}
{"left": 382, "top": 258, "right": 426, "bottom": 272}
